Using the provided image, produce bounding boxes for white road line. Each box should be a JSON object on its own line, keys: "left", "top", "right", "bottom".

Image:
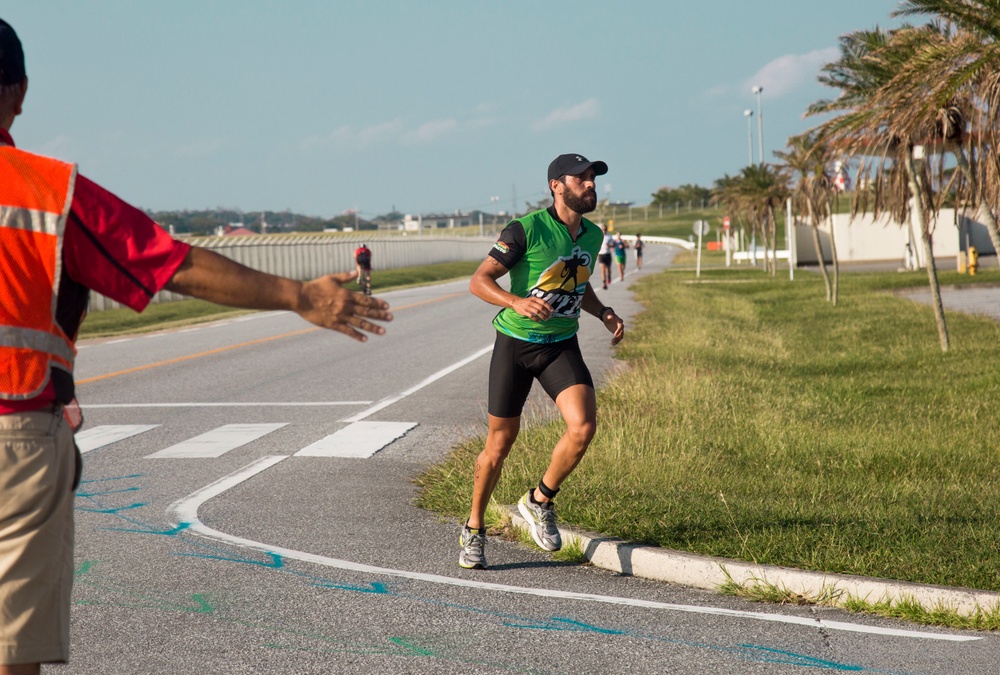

{"left": 82, "top": 402, "right": 370, "bottom": 408}
{"left": 294, "top": 421, "right": 417, "bottom": 458}
{"left": 342, "top": 345, "right": 492, "bottom": 423}
{"left": 147, "top": 423, "right": 288, "bottom": 459}
{"left": 170, "top": 457, "right": 980, "bottom": 643}
{"left": 76, "top": 425, "right": 160, "bottom": 454}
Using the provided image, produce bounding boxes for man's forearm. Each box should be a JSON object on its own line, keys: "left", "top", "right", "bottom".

{"left": 165, "top": 247, "right": 302, "bottom": 311}
{"left": 470, "top": 276, "right": 518, "bottom": 310}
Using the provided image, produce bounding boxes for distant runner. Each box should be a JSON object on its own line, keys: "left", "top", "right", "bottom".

{"left": 634, "top": 233, "right": 644, "bottom": 270}
{"left": 612, "top": 232, "right": 629, "bottom": 282}
{"left": 597, "top": 223, "right": 613, "bottom": 289}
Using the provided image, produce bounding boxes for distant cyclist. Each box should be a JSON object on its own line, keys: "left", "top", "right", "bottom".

{"left": 354, "top": 243, "right": 372, "bottom": 295}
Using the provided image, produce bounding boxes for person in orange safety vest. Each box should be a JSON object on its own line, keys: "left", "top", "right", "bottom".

{"left": 0, "top": 18, "right": 392, "bottom": 674}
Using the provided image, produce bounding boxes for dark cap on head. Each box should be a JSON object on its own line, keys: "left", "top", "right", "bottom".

{"left": 0, "top": 19, "right": 25, "bottom": 86}
{"left": 547, "top": 153, "right": 608, "bottom": 182}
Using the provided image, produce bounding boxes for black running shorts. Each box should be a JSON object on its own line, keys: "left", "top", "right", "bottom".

{"left": 488, "top": 332, "right": 594, "bottom": 418}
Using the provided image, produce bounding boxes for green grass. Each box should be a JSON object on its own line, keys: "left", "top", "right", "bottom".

{"left": 719, "top": 573, "right": 1000, "bottom": 630}
{"left": 79, "top": 260, "right": 479, "bottom": 338}
{"left": 415, "top": 265, "right": 1000, "bottom": 596}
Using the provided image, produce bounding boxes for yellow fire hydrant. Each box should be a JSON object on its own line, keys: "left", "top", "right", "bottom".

{"left": 969, "top": 246, "right": 979, "bottom": 275}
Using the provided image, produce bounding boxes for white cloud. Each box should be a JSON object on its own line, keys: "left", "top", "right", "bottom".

{"left": 300, "top": 111, "right": 495, "bottom": 150}
{"left": 301, "top": 120, "right": 404, "bottom": 149}
{"left": 358, "top": 120, "right": 405, "bottom": 145}
{"left": 531, "top": 98, "right": 600, "bottom": 132}
{"left": 745, "top": 47, "right": 839, "bottom": 99}
{"left": 402, "top": 119, "right": 458, "bottom": 145}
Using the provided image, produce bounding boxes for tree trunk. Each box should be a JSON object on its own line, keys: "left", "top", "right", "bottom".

{"left": 827, "top": 204, "right": 839, "bottom": 307}
{"left": 906, "top": 152, "right": 949, "bottom": 352}
{"left": 952, "top": 146, "right": 1000, "bottom": 256}
{"left": 767, "top": 207, "right": 778, "bottom": 276}
{"left": 807, "top": 200, "right": 832, "bottom": 301}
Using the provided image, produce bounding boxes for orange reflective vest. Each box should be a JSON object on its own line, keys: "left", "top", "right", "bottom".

{"left": 0, "top": 144, "right": 78, "bottom": 400}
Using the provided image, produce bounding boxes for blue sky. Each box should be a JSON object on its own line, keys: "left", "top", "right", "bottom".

{"left": 4, "top": 1, "right": 908, "bottom": 220}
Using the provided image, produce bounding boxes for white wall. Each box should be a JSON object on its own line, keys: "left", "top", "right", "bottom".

{"left": 89, "top": 235, "right": 492, "bottom": 312}
{"left": 793, "top": 208, "right": 973, "bottom": 265}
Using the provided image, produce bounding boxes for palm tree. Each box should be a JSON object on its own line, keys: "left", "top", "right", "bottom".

{"left": 775, "top": 132, "right": 840, "bottom": 304}
{"left": 711, "top": 173, "right": 755, "bottom": 267}
{"left": 808, "top": 26, "right": 951, "bottom": 351}
{"left": 884, "top": 5, "right": 1000, "bottom": 255}
{"left": 712, "top": 167, "right": 789, "bottom": 275}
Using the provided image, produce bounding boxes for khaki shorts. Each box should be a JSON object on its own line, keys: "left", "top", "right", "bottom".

{"left": 0, "top": 410, "right": 75, "bottom": 665}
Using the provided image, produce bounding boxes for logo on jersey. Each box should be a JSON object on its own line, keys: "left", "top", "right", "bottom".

{"left": 492, "top": 241, "right": 510, "bottom": 255}
{"left": 527, "top": 246, "right": 593, "bottom": 318}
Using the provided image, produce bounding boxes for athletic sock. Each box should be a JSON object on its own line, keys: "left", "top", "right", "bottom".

{"left": 529, "top": 490, "right": 550, "bottom": 507}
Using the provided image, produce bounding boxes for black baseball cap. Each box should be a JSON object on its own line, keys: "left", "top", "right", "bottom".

{"left": 547, "top": 153, "right": 608, "bottom": 182}
{"left": 0, "top": 19, "right": 25, "bottom": 86}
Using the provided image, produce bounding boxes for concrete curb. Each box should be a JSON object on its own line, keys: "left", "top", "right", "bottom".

{"left": 508, "top": 508, "right": 1000, "bottom": 617}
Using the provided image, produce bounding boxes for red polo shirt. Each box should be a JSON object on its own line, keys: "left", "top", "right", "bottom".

{"left": 0, "top": 128, "right": 191, "bottom": 413}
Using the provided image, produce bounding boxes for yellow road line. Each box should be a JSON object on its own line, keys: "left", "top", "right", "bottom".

{"left": 77, "top": 292, "right": 467, "bottom": 385}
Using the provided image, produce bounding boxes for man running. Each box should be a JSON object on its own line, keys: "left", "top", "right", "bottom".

{"left": 354, "top": 243, "right": 372, "bottom": 295}
{"left": 460, "top": 153, "right": 624, "bottom": 570}
{"left": 634, "top": 232, "right": 645, "bottom": 270}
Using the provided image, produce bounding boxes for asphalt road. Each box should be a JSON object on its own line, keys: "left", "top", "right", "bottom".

{"left": 62, "top": 245, "right": 999, "bottom": 674}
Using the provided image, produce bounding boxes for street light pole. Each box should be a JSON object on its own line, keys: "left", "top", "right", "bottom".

{"left": 752, "top": 85, "right": 764, "bottom": 165}
{"left": 743, "top": 109, "right": 754, "bottom": 167}
{"left": 490, "top": 195, "right": 500, "bottom": 225}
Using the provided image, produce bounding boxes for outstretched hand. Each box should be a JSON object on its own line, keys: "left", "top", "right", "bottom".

{"left": 297, "top": 271, "right": 393, "bottom": 342}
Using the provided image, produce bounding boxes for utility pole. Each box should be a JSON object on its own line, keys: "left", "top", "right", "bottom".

{"left": 753, "top": 85, "right": 764, "bottom": 165}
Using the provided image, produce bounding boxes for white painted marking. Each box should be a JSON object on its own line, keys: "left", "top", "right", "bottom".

{"left": 82, "top": 402, "right": 369, "bottom": 408}
{"left": 294, "top": 421, "right": 417, "bottom": 458}
{"left": 343, "top": 345, "right": 492, "bottom": 423}
{"left": 147, "top": 423, "right": 287, "bottom": 459}
{"left": 75, "top": 425, "right": 160, "bottom": 454}
{"left": 170, "top": 458, "right": 980, "bottom": 643}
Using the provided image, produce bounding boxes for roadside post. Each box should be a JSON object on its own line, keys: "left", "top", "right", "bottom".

{"left": 787, "top": 197, "right": 795, "bottom": 281}
{"left": 723, "top": 216, "right": 731, "bottom": 268}
{"left": 694, "top": 219, "right": 709, "bottom": 278}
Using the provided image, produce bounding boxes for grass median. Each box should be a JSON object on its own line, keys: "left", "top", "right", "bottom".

{"left": 79, "top": 261, "right": 480, "bottom": 338}
{"left": 415, "top": 265, "right": 1000, "bottom": 595}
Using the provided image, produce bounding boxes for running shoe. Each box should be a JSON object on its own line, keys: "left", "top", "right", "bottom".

{"left": 517, "top": 491, "right": 562, "bottom": 551}
{"left": 458, "top": 525, "right": 488, "bottom": 569}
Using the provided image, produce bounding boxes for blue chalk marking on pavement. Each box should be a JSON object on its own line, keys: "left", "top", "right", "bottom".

{"left": 78, "top": 473, "right": 144, "bottom": 484}
{"left": 104, "top": 522, "right": 190, "bottom": 536}
{"left": 176, "top": 551, "right": 285, "bottom": 569}
{"left": 76, "top": 486, "right": 142, "bottom": 498}
{"left": 505, "top": 616, "right": 627, "bottom": 635}
{"left": 77, "top": 501, "right": 145, "bottom": 514}
{"left": 736, "top": 645, "right": 870, "bottom": 672}
{"left": 313, "top": 581, "right": 391, "bottom": 595}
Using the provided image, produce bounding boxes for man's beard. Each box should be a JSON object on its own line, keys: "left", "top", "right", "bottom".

{"left": 563, "top": 188, "right": 597, "bottom": 214}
